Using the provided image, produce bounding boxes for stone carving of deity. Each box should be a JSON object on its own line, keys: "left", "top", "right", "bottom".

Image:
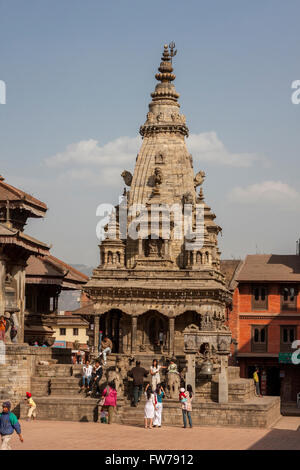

{"left": 147, "top": 112, "right": 155, "bottom": 123}
{"left": 167, "top": 370, "right": 181, "bottom": 399}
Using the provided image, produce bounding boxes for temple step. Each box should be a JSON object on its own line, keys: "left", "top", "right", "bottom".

{"left": 50, "top": 377, "right": 82, "bottom": 396}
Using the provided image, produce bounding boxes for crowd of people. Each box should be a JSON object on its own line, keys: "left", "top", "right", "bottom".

{"left": 78, "top": 353, "right": 193, "bottom": 429}
{"left": 128, "top": 359, "right": 193, "bottom": 429}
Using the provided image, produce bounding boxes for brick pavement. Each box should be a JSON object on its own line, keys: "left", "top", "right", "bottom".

{"left": 6, "top": 416, "right": 300, "bottom": 450}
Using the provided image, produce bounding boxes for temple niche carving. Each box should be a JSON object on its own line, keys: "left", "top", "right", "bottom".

{"left": 84, "top": 44, "right": 232, "bottom": 366}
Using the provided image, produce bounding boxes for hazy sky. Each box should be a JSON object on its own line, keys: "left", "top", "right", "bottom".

{"left": 1, "top": 0, "right": 300, "bottom": 266}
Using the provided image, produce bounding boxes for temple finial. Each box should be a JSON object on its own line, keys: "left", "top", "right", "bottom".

{"left": 155, "top": 44, "right": 176, "bottom": 83}
{"left": 169, "top": 41, "right": 177, "bottom": 63}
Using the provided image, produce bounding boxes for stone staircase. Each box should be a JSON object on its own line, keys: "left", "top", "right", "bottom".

{"left": 15, "top": 354, "right": 271, "bottom": 427}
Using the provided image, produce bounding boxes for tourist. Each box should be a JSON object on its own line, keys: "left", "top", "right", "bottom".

{"left": 99, "top": 335, "right": 113, "bottom": 365}
{"left": 0, "top": 401, "right": 23, "bottom": 450}
{"left": 128, "top": 360, "right": 148, "bottom": 407}
{"left": 100, "top": 381, "right": 117, "bottom": 424}
{"left": 253, "top": 367, "right": 262, "bottom": 397}
{"left": 150, "top": 359, "right": 166, "bottom": 391}
{"left": 25, "top": 392, "right": 37, "bottom": 421}
{"left": 144, "top": 384, "right": 155, "bottom": 429}
{"left": 181, "top": 384, "right": 193, "bottom": 428}
{"left": 153, "top": 384, "right": 164, "bottom": 428}
{"left": 81, "top": 360, "right": 93, "bottom": 393}
{"left": 0, "top": 316, "right": 6, "bottom": 342}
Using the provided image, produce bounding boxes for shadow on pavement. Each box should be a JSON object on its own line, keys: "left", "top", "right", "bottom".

{"left": 248, "top": 428, "right": 300, "bottom": 450}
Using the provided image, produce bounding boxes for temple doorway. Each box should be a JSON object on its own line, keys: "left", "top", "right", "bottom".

{"left": 141, "top": 311, "right": 168, "bottom": 353}
{"left": 100, "top": 309, "right": 122, "bottom": 353}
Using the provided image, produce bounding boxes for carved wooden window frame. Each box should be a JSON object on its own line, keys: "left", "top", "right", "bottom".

{"left": 251, "top": 325, "right": 268, "bottom": 352}
{"left": 281, "top": 285, "right": 298, "bottom": 311}
{"left": 252, "top": 285, "right": 268, "bottom": 310}
{"left": 280, "top": 325, "right": 296, "bottom": 352}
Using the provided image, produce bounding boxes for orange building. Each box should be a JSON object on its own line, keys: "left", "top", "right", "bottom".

{"left": 228, "top": 254, "right": 300, "bottom": 404}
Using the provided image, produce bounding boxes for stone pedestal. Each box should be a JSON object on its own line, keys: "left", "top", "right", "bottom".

{"left": 218, "top": 357, "right": 229, "bottom": 404}
{"left": 185, "top": 352, "right": 196, "bottom": 392}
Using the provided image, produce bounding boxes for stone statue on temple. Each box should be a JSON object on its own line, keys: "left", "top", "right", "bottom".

{"left": 166, "top": 359, "right": 181, "bottom": 399}
{"left": 121, "top": 170, "right": 133, "bottom": 187}
{"left": 194, "top": 170, "right": 206, "bottom": 189}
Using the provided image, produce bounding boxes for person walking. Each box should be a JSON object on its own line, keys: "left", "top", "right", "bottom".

{"left": 144, "top": 384, "right": 155, "bottom": 429}
{"left": 100, "top": 381, "right": 117, "bottom": 424}
{"left": 0, "top": 401, "right": 23, "bottom": 450}
{"left": 153, "top": 384, "right": 164, "bottom": 428}
{"left": 150, "top": 359, "right": 166, "bottom": 391}
{"left": 253, "top": 367, "right": 262, "bottom": 397}
{"left": 181, "top": 384, "right": 193, "bottom": 428}
{"left": 99, "top": 336, "right": 113, "bottom": 365}
{"left": 81, "top": 360, "right": 93, "bottom": 393}
{"left": 128, "top": 361, "right": 148, "bottom": 407}
{"left": 25, "top": 392, "right": 37, "bottom": 421}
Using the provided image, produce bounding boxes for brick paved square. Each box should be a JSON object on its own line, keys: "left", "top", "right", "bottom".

{"left": 7, "top": 417, "right": 300, "bottom": 450}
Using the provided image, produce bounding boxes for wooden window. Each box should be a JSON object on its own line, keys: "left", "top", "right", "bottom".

{"left": 59, "top": 328, "right": 66, "bottom": 336}
{"left": 281, "top": 286, "right": 297, "bottom": 311}
{"left": 251, "top": 325, "right": 268, "bottom": 352}
{"left": 252, "top": 285, "right": 268, "bottom": 310}
{"left": 280, "top": 326, "right": 296, "bottom": 352}
{"left": 73, "top": 328, "right": 79, "bottom": 336}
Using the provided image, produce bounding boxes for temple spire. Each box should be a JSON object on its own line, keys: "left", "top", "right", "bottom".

{"left": 140, "top": 43, "right": 188, "bottom": 137}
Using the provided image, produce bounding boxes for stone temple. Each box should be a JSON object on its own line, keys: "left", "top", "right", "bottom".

{"left": 85, "top": 44, "right": 233, "bottom": 365}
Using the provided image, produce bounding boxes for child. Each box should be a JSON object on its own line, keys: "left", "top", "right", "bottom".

{"left": 179, "top": 387, "right": 187, "bottom": 408}
{"left": 0, "top": 401, "right": 23, "bottom": 450}
{"left": 100, "top": 408, "right": 108, "bottom": 423}
{"left": 25, "top": 392, "right": 37, "bottom": 421}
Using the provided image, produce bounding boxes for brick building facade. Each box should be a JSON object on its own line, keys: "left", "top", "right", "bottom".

{"left": 228, "top": 254, "right": 300, "bottom": 404}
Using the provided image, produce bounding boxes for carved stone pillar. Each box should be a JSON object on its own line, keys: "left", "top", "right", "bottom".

{"left": 168, "top": 317, "right": 175, "bottom": 356}
{"left": 218, "top": 355, "right": 229, "bottom": 404}
{"left": 94, "top": 315, "right": 100, "bottom": 352}
{"left": 164, "top": 239, "right": 169, "bottom": 257}
{"left": 185, "top": 352, "right": 196, "bottom": 392}
{"left": 131, "top": 316, "right": 137, "bottom": 354}
{"left": 138, "top": 239, "right": 143, "bottom": 256}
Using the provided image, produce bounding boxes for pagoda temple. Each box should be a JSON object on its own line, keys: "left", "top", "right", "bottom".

{"left": 0, "top": 175, "right": 87, "bottom": 345}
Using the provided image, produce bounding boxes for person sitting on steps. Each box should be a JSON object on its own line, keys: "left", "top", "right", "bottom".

{"left": 99, "top": 335, "right": 113, "bottom": 365}
{"left": 89, "top": 359, "right": 103, "bottom": 396}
